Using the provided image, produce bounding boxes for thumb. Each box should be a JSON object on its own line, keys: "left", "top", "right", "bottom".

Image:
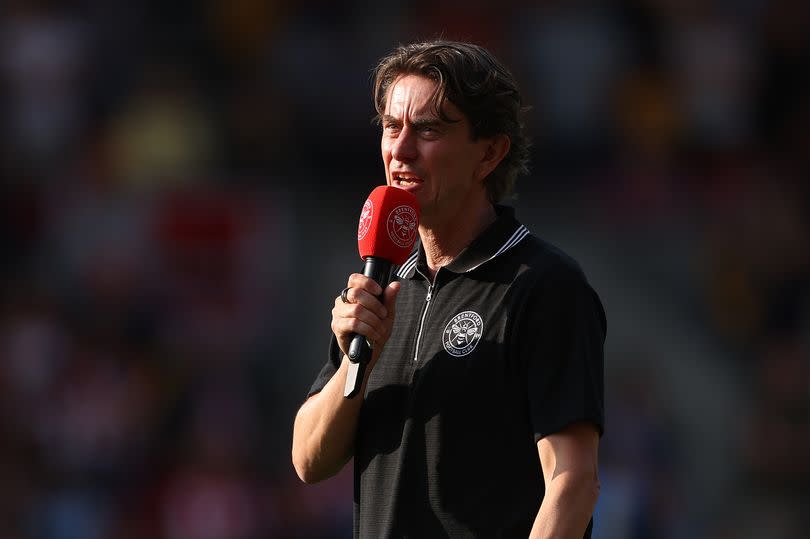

{"left": 383, "top": 281, "right": 401, "bottom": 317}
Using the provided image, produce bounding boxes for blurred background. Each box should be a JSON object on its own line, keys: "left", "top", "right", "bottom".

{"left": 0, "top": 0, "right": 808, "bottom": 537}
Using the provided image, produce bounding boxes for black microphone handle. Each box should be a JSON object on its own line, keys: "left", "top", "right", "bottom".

{"left": 344, "top": 256, "right": 394, "bottom": 398}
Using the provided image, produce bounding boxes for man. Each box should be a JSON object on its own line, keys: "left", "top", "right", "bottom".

{"left": 292, "top": 40, "right": 605, "bottom": 538}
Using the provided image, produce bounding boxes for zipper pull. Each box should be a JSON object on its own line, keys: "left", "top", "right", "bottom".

{"left": 426, "top": 284, "right": 433, "bottom": 302}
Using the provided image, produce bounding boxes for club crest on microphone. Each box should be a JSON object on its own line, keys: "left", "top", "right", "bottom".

{"left": 358, "top": 199, "right": 374, "bottom": 240}
{"left": 387, "top": 205, "right": 418, "bottom": 248}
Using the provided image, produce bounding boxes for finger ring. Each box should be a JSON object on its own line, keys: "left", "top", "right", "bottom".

{"left": 340, "top": 287, "right": 351, "bottom": 304}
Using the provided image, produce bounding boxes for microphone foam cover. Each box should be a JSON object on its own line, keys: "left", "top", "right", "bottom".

{"left": 357, "top": 185, "right": 420, "bottom": 265}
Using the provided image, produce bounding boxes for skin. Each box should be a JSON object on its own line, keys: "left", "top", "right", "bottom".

{"left": 292, "top": 74, "right": 600, "bottom": 538}
{"left": 532, "top": 424, "right": 601, "bottom": 538}
{"left": 381, "top": 74, "right": 509, "bottom": 275}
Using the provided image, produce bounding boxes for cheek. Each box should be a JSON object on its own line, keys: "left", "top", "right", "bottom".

{"left": 381, "top": 140, "right": 392, "bottom": 164}
{"left": 436, "top": 149, "right": 469, "bottom": 180}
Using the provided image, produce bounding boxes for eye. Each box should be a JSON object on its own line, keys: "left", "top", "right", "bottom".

{"left": 418, "top": 124, "right": 443, "bottom": 139}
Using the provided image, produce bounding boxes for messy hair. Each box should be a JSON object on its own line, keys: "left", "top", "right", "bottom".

{"left": 373, "top": 40, "right": 530, "bottom": 203}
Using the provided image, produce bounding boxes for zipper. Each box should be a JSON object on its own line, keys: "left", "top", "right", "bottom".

{"left": 412, "top": 283, "right": 434, "bottom": 362}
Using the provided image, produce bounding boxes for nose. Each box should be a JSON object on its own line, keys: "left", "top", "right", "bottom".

{"left": 390, "top": 127, "right": 417, "bottom": 163}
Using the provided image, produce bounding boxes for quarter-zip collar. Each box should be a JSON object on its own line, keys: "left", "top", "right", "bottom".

{"left": 395, "top": 205, "right": 529, "bottom": 280}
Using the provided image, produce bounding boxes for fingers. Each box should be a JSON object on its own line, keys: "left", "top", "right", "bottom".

{"left": 331, "top": 315, "right": 384, "bottom": 344}
{"left": 332, "top": 276, "right": 400, "bottom": 356}
{"left": 347, "top": 273, "right": 383, "bottom": 296}
{"left": 331, "top": 301, "right": 385, "bottom": 356}
{"left": 339, "top": 274, "right": 387, "bottom": 319}
{"left": 346, "top": 273, "right": 382, "bottom": 296}
{"left": 376, "top": 282, "right": 401, "bottom": 344}
{"left": 383, "top": 281, "right": 401, "bottom": 316}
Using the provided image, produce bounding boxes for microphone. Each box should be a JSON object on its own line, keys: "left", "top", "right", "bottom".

{"left": 344, "top": 185, "right": 420, "bottom": 398}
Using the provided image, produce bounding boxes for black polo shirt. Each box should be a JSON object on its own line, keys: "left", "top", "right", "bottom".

{"left": 309, "top": 206, "right": 606, "bottom": 538}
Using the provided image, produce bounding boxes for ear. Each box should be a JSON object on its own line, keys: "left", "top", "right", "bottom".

{"left": 475, "top": 134, "right": 511, "bottom": 183}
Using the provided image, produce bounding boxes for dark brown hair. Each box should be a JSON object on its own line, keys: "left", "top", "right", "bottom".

{"left": 373, "top": 40, "right": 530, "bottom": 203}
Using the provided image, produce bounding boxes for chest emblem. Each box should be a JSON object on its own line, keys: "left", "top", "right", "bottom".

{"left": 442, "top": 311, "right": 484, "bottom": 357}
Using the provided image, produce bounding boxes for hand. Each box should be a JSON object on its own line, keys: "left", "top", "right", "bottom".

{"left": 331, "top": 274, "right": 400, "bottom": 359}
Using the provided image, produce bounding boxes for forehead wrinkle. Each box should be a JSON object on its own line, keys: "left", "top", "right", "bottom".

{"left": 387, "top": 76, "right": 433, "bottom": 111}
{"left": 384, "top": 74, "right": 465, "bottom": 128}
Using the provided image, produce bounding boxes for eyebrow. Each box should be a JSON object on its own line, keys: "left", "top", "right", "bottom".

{"left": 381, "top": 114, "right": 442, "bottom": 129}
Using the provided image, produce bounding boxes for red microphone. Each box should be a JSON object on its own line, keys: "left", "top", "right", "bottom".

{"left": 345, "top": 185, "right": 420, "bottom": 398}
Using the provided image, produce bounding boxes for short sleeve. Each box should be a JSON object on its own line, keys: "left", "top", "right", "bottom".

{"left": 306, "top": 335, "right": 343, "bottom": 399}
{"left": 519, "top": 265, "right": 606, "bottom": 441}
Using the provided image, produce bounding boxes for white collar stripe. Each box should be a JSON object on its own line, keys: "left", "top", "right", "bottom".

{"left": 396, "top": 263, "right": 410, "bottom": 278}
{"left": 397, "top": 225, "right": 530, "bottom": 277}
{"left": 396, "top": 252, "right": 419, "bottom": 277}
{"left": 502, "top": 228, "right": 530, "bottom": 254}
{"left": 467, "top": 225, "right": 530, "bottom": 272}
{"left": 493, "top": 226, "right": 529, "bottom": 258}
{"left": 398, "top": 261, "right": 414, "bottom": 278}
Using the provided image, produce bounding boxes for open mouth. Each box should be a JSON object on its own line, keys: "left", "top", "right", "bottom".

{"left": 392, "top": 174, "right": 423, "bottom": 189}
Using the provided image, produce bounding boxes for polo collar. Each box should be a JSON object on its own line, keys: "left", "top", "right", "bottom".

{"left": 396, "top": 205, "right": 530, "bottom": 280}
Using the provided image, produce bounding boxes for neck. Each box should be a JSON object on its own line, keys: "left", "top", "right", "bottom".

{"left": 419, "top": 203, "right": 497, "bottom": 280}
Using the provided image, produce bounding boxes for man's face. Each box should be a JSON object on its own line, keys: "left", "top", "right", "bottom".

{"left": 381, "top": 74, "right": 491, "bottom": 229}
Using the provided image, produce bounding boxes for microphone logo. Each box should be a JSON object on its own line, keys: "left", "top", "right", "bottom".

{"left": 357, "top": 199, "right": 374, "bottom": 240}
{"left": 387, "top": 205, "right": 418, "bottom": 248}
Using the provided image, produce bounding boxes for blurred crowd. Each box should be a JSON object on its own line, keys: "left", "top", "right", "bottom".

{"left": 0, "top": 1, "right": 808, "bottom": 538}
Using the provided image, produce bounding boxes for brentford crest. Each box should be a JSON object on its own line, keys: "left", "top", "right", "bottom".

{"left": 357, "top": 199, "right": 373, "bottom": 240}
{"left": 386, "top": 205, "right": 418, "bottom": 248}
{"left": 442, "top": 311, "right": 484, "bottom": 357}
